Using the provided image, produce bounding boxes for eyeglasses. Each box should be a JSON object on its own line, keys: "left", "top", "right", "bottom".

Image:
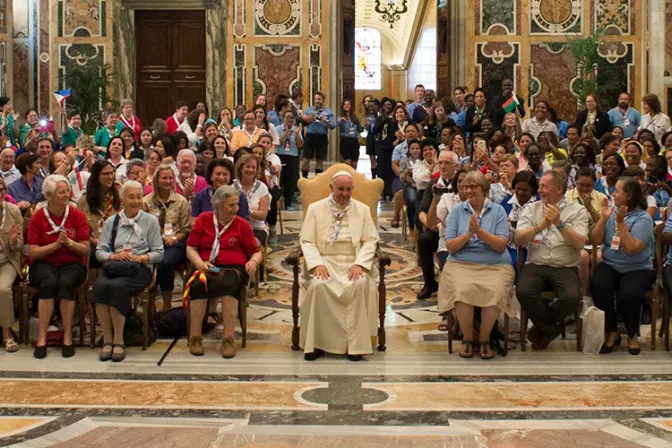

{"left": 462, "top": 184, "right": 480, "bottom": 190}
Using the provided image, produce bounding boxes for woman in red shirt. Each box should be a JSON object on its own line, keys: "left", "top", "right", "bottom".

{"left": 28, "top": 174, "right": 90, "bottom": 359}
{"left": 186, "top": 185, "right": 261, "bottom": 358}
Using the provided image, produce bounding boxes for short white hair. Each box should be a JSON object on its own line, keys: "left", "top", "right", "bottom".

{"left": 42, "top": 174, "right": 70, "bottom": 199}
{"left": 212, "top": 185, "right": 239, "bottom": 210}
{"left": 120, "top": 180, "right": 143, "bottom": 197}
{"left": 177, "top": 149, "right": 196, "bottom": 163}
{"left": 440, "top": 149, "right": 459, "bottom": 164}
{"left": 0, "top": 148, "right": 14, "bottom": 158}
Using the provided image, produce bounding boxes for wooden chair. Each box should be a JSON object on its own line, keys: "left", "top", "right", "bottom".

{"left": 516, "top": 246, "right": 582, "bottom": 352}
{"left": 284, "top": 163, "right": 391, "bottom": 352}
{"left": 278, "top": 196, "right": 285, "bottom": 235}
{"left": 14, "top": 264, "right": 91, "bottom": 346}
{"left": 89, "top": 266, "right": 157, "bottom": 350}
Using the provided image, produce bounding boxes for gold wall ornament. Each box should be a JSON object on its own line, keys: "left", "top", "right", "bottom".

{"left": 374, "top": 0, "right": 408, "bottom": 29}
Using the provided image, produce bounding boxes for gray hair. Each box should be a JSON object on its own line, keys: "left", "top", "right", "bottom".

{"left": 120, "top": 180, "right": 143, "bottom": 197}
{"left": 463, "top": 170, "right": 491, "bottom": 195}
{"left": 440, "top": 149, "right": 459, "bottom": 164}
{"left": 120, "top": 98, "right": 134, "bottom": 108}
{"left": 212, "top": 185, "right": 239, "bottom": 210}
{"left": 42, "top": 174, "right": 71, "bottom": 199}
{"left": 126, "top": 158, "right": 145, "bottom": 172}
{"left": 177, "top": 149, "right": 196, "bottom": 163}
{"left": 542, "top": 169, "right": 568, "bottom": 194}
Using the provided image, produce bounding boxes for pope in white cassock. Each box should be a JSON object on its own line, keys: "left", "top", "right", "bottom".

{"left": 299, "top": 171, "right": 381, "bottom": 361}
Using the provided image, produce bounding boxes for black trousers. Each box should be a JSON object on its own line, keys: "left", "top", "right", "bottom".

{"left": 157, "top": 241, "right": 187, "bottom": 292}
{"left": 516, "top": 264, "right": 581, "bottom": 335}
{"left": 267, "top": 185, "right": 281, "bottom": 227}
{"left": 29, "top": 261, "right": 87, "bottom": 301}
{"left": 278, "top": 154, "right": 299, "bottom": 206}
{"left": 591, "top": 262, "right": 655, "bottom": 338}
{"left": 418, "top": 229, "right": 439, "bottom": 288}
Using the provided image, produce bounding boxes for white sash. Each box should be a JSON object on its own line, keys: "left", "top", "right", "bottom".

{"left": 209, "top": 213, "right": 234, "bottom": 263}
{"left": 119, "top": 209, "right": 142, "bottom": 240}
{"left": 45, "top": 204, "right": 70, "bottom": 235}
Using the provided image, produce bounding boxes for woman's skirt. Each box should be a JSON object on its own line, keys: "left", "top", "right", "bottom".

{"left": 190, "top": 265, "right": 249, "bottom": 300}
{"left": 92, "top": 263, "right": 152, "bottom": 315}
{"left": 437, "top": 260, "right": 515, "bottom": 316}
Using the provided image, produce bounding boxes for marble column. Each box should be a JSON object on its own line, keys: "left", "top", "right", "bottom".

{"left": 390, "top": 65, "right": 407, "bottom": 100}
{"left": 648, "top": 0, "right": 665, "bottom": 101}
{"left": 328, "top": 0, "right": 340, "bottom": 162}
{"left": 450, "top": 0, "right": 467, "bottom": 88}
{"left": 114, "top": 6, "right": 135, "bottom": 102}
{"left": 205, "top": 0, "right": 227, "bottom": 111}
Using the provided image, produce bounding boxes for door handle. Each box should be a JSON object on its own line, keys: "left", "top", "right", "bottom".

{"left": 150, "top": 75, "right": 160, "bottom": 80}
{"left": 185, "top": 75, "right": 195, "bottom": 79}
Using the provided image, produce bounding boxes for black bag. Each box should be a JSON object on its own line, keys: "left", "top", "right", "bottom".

{"left": 123, "top": 309, "right": 156, "bottom": 346}
{"left": 102, "top": 261, "right": 144, "bottom": 278}
{"left": 154, "top": 308, "right": 216, "bottom": 338}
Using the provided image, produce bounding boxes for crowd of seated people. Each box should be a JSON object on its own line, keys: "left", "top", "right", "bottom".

{"left": 0, "top": 81, "right": 671, "bottom": 363}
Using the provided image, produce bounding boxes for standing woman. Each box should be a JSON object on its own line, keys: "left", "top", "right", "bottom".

{"left": 591, "top": 178, "right": 654, "bottom": 355}
{"left": 639, "top": 93, "right": 672, "bottom": 144}
{"left": 143, "top": 165, "right": 191, "bottom": 311}
{"left": 233, "top": 153, "right": 270, "bottom": 245}
{"left": 423, "top": 101, "right": 455, "bottom": 141}
{"left": 257, "top": 133, "right": 282, "bottom": 240}
{"left": 116, "top": 99, "right": 143, "bottom": 141}
{"left": 503, "top": 112, "right": 523, "bottom": 143}
{"left": 338, "top": 99, "right": 362, "bottom": 168}
{"left": 78, "top": 160, "right": 121, "bottom": 268}
{"left": 0, "top": 97, "right": 18, "bottom": 147}
{"left": 217, "top": 106, "right": 234, "bottom": 139}
{"left": 138, "top": 127, "right": 154, "bottom": 154}
{"left": 119, "top": 127, "right": 144, "bottom": 160}
{"left": 276, "top": 109, "right": 303, "bottom": 210}
{"left": 0, "top": 177, "right": 23, "bottom": 352}
{"left": 93, "top": 181, "right": 164, "bottom": 362}
{"left": 574, "top": 94, "right": 612, "bottom": 139}
{"left": 253, "top": 104, "right": 279, "bottom": 145}
{"left": 373, "top": 97, "right": 399, "bottom": 199}
{"left": 104, "top": 136, "right": 128, "bottom": 183}
{"left": 28, "top": 175, "right": 89, "bottom": 359}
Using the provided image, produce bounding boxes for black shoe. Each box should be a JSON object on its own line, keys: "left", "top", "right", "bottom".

{"left": 62, "top": 344, "right": 75, "bottom": 358}
{"left": 417, "top": 284, "right": 438, "bottom": 300}
{"left": 33, "top": 345, "right": 47, "bottom": 359}
{"left": 627, "top": 337, "right": 640, "bottom": 355}
{"left": 599, "top": 334, "right": 622, "bottom": 354}
{"left": 531, "top": 325, "right": 561, "bottom": 350}
{"left": 347, "top": 354, "right": 363, "bottom": 362}
{"left": 304, "top": 349, "right": 324, "bottom": 361}
{"left": 527, "top": 325, "right": 541, "bottom": 345}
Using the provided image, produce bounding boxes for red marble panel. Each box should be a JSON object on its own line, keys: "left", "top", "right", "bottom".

{"left": 39, "top": 0, "right": 50, "bottom": 113}
{"left": 254, "top": 45, "right": 300, "bottom": 107}
{"left": 12, "top": 43, "right": 30, "bottom": 114}
{"left": 530, "top": 43, "right": 577, "bottom": 123}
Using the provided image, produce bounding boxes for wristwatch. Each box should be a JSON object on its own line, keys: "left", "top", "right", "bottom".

{"left": 556, "top": 221, "right": 567, "bottom": 230}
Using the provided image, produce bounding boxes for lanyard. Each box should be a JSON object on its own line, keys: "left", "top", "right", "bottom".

{"left": 120, "top": 115, "right": 136, "bottom": 131}
{"left": 45, "top": 205, "right": 70, "bottom": 235}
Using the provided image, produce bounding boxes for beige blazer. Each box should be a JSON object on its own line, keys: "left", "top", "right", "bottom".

{"left": 0, "top": 202, "right": 24, "bottom": 274}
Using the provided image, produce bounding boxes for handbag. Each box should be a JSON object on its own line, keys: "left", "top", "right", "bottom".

{"left": 102, "top": 261, "right": 144, "bottom": 278}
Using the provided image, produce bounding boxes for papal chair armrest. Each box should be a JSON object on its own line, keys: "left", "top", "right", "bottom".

{"left": 285, "top": 248, "right": 304, "bottom": 266}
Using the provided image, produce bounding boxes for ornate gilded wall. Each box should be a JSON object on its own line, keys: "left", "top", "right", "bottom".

{"left": 467, "top": 0, "right": 642, "bottom": 123}
{"left": 229, "top": 0, "right": 330, "bottom": 109}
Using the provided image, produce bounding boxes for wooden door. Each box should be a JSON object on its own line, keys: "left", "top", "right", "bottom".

{"left": 135, "top": 10, "right": 206, "bottom": 126}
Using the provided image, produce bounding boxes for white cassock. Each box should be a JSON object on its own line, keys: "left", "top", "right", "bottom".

{"left": 299, "top": 197, "right": 380, "bottom": 355}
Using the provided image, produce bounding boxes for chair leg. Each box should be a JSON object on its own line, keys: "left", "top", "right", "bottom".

{"left": 520, "top": 309, "right": 527, "bottom": 352}
{"left": 665, "top": 295, "right": 670, "bottom": 351}
{"left": 278, "top": 197, "right": 284, "bottom": 236}
{"left": 576, "top": 307, "right": 582, "bottom": 352}
{"left": 142, "top": 295, "right": 148, "bottom": 351}
{"left": 22, "top": 290, "right": 29, "bottom": 346}
{"left": 78, "top": 292, "right": 85, "bottom": 347}
{"left": 447, "top": 311, "right": 453, "bottom": 354}
{"left": 651, "top": 294, "right": 658, "bottom": 351}
{"left": 504, "top": 314, "right": 509, "bottom": 356}
{"left": 239, "top": 295, "right": 248, "bottom": 348}
{"left": 186, "top": 297, "right": 191, "bottom": 345}
{"left": 90, "top": 302, "right": 97, "bottom": 348}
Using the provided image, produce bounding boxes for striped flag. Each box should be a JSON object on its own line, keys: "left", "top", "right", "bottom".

{"left": 502, "top": 95, "right": 519, "bottom": 113}
{"left": 53, "top": 89, "right": 71, "bottom": 108}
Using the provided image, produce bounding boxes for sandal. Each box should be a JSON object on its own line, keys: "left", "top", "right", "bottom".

{"left": 3, "top": 338, "right": 19, "bottom": 353}
{"left": 458, "top": 341, "right": 474, "bottom": 359}
{"left": 437, "top": 320, "right": 449, "bottom": 332}
{"left": 391, "top": 219, "right": 400, "bottom": 228}
{"left": 99, "top": 343, "right": 113, "bottom": 362}
{"left": 480, "top": 341, "right": 495, "bottom": 360}
{"left": 111, "top": 344, "right": 126, "bottom": 363}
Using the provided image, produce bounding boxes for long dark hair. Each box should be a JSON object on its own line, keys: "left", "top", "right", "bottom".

{"left": 212, "top": 135, "right": 230, "bottom": 158}
{"left": 253, "top": 104, "right": 270, "bottom": 131}
{"left": 619, "top": 176, "right": 647, "bottom": 210}
{"left": 86, "top": 159, "right": 120, "bottom": 215}
{"left": 159, "top": 133, "right": 178, "bottom": 160}
{"left": 340, "top": 99, "right": 360, "bottom": 125}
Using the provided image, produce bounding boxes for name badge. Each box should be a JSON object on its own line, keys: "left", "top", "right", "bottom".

{"left": 164, "top": 223, "right": 174, "bottom": 236}
{"left": 610, "top": 235, "right": 621, "bottom": 251}
{"left": 123, "top": 243, "right": 132, "bottom": 254}
{"left": 98, "top": 219, "right": 104, "bottom": 231}
{"left": 532, "top": 229, "right": 547, "bottom": 248}
{"left": 623, "top": 119, "right": 630, "bottom": 127}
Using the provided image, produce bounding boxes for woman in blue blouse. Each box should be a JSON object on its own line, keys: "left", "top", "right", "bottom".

{"left": 437, "top": 171, "right": 514, "bottom": 360}
{"left": 591, "top": 177, "right": 654, "bottom": 355}
{"left": 338, "top": 99, "right": 362, "bottom": 169}
{"left": 276, "top": 109, "right": 303, "bottom": 210}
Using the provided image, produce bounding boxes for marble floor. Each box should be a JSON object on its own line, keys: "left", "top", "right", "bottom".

{"left": 3, "top": 156, "right": 672, "bottom": 447}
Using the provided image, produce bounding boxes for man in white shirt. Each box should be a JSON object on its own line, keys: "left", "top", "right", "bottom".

{"left": 0, "top": 148, "right": 19, "bottom": 185}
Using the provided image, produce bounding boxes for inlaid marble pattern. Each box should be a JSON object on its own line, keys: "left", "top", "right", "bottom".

{"left": 530, "top": 0, "right": 582, "bottom": 34}
{"left": 595, "top": 0, "right": 631, "bottom": 34}
{"left": 253, "top": 44, "right": 300, "bottom": 105}
{"left": 59, "top": 0, "right": 105, "bottom": 37}
{"left": 480, "top": 0, "right": 515, "bottom": 35}
{"left": 530, "top": 42, "right": 577, "bottom": 123}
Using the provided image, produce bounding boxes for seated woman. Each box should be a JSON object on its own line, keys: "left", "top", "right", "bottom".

{"left": 126, "top": 159, "right": 153, "bottom": 196}
{"left": 93, "top": 181, "right": 164, "bottom": 362}
{"left": 0, "top": 177, "right": 24, "bottom": 352}
{"left": 8, "top": 152, "right": 44, "bottom": 213}
{"left": 595, "top": 153, "right": 625, "bottom": 204}
{"left": 191, "top": 158, "right": 249, "bottom": 225}
{"left": 78, "top": 160, "right": 121, "bottom": 268}
{"left": 186, "top": 185, "right": 262, "bottom": 358}
{"left": 501, "top": 170, "right": 538, "bottom": 271}
{"left": 27, "top": 174, "right": 90, "bottom": 359}
{"left": 437, "top": 171, "right": 514, "bottom": 360}
{"left": 233, "top": 152, "right": 270, "bottom": 245}
{"left": 591, "top": 177, "right": 654, "bottom": 355}
{"left": 143, "top": 165, "right": 191, "bottom": 311}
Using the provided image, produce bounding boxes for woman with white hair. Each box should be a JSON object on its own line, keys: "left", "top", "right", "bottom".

{"left": 27, "top": 174, "right": 90, "bottom": 359}
{"left": 93, "top": 181, "right": 164, "bottom": 362}
{"left": 0, "top": 176, "right": 24, "bottom": 352}
{"left": 186, "top": 185, "right": 262, "bottom": 358}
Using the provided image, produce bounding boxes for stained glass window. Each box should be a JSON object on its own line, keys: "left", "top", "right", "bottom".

{"left": 355, "top": 27, "right": 382, "bottom": 90}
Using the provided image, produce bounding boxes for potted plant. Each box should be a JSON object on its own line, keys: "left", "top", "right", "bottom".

{"left": 64, "top": 63, "right": 116, "bottom": 135}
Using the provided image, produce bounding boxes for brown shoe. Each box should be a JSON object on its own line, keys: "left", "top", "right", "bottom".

{"left": 222, "top": 338, "right": 236, "bottom": 359}
{"left": 189, "top": 336, "right": 204, "bottom": 356}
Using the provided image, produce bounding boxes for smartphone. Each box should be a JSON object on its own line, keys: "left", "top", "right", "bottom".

{"left": 208, "top": 265, "right": 221, "bottom": 273}
{"left": 476, "top": 140, "right": 487, "bottom": 152}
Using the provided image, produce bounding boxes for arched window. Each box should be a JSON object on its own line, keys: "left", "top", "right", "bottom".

{"left": 355, "top": 27, "right": 382, "bottom": 90}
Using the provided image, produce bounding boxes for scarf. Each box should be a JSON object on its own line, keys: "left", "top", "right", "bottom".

{"left": 45, "top": 205, "right": 70, "bottom": 235}
{"left": 119, "top": 209, "right": 143, "bottom": 241}
{"left": 209, "top": 212, "right": 234, "bottom": 263}
{"left": 327, "top": 193, "right": 351, "bottom": 242}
